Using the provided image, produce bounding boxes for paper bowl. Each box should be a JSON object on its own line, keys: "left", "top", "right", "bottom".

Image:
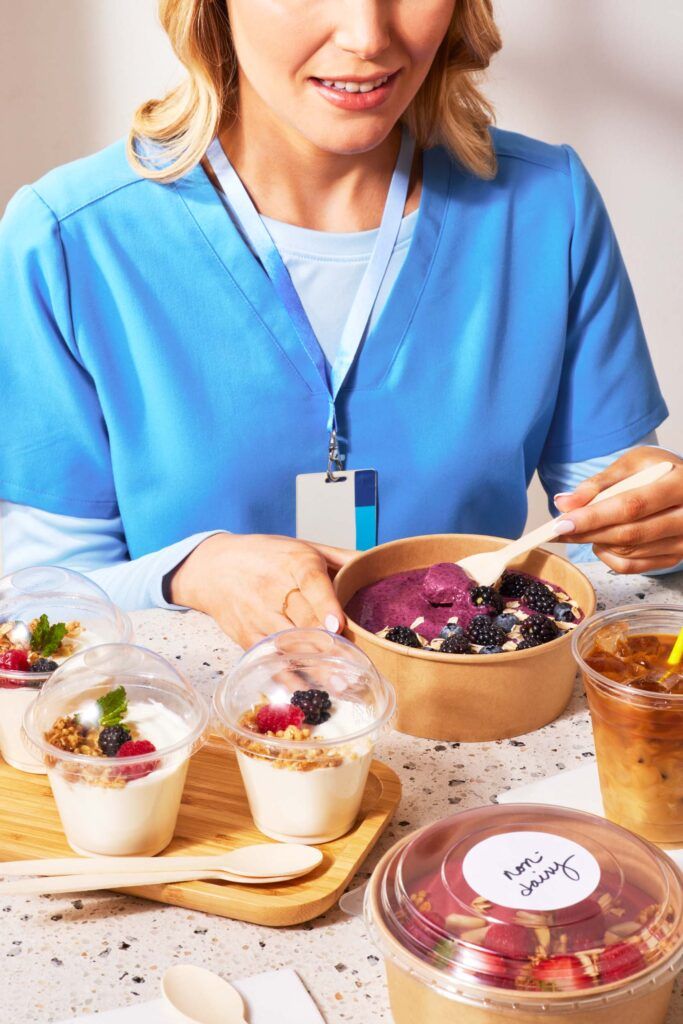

{"left": 334, "top": 534, "right": 596, "bottom": 741}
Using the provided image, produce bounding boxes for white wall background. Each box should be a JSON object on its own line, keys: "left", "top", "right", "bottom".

{"left": 1, "top": 0, "right": 680, "bottom": 527}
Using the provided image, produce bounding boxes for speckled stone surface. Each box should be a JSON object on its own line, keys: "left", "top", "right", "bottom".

{"left": 3, "top": 564, "right": 682, "bottom": 1023}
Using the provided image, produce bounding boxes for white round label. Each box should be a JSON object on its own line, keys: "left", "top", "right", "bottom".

{"left": 461, "top": 831, "right": 601, "bottom": 911}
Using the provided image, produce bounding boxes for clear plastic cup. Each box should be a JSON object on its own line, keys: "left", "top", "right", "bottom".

{"left": 572, "top": 604, "right": 683, "bottom": 845}
{"left": 213, "top": 628, "right": 396, "bottom": 844}
{"left": 366, "top": 804, "right": 683, "bottom": 1024}
{"left": 23, "top": 643, "right": 209, "bottom": 856}
{"left": 0, "top": 567, "right": 133, "bottom": 774}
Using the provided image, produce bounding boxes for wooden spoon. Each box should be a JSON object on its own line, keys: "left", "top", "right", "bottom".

{"left": 457, "top": 462, "right": 675, "bottom": 587}
{"left": 162, "top": 964, "right": 246, "bottom": 1024}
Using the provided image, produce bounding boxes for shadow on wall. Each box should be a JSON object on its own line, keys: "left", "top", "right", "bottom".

{"left": 0, "top": 1, "right": 97, "bottom": 211}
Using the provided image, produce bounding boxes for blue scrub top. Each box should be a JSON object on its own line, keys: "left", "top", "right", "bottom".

{"left": 0, "top": 129, "right": 667, "bottom": 559}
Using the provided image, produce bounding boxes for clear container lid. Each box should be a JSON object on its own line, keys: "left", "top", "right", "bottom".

{"left": 214, "top": 628, "right": 396, "bottom": 753}
{"left": 366, "top": 804, "right": 683, "bottom": 1011}
{"left": 0, "top": 566, "right": 133, "bottom": 686}
{"left": 23, "top": 643, "right": 209, "bottom": 773}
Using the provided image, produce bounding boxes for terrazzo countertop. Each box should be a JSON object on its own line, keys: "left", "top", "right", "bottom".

{"left": 3, "top": 563, "right": 682, "bottom": 1023}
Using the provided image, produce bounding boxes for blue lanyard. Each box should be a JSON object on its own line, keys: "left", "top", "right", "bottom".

{"left": 206, "top": 129, "right": 415, "bottom": 470}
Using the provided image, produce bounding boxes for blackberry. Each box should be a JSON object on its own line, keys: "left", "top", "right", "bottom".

{"left": 554, "top": 602, "right": 576, "bottom": 623}
{"left": 499, "top": 572, "right": 530, "bottom": 598}
{"left": 520, "top": 614, "right": 560, "bottom": 645}
{"left": 466, "top": 615, "right": 507, "bottom": 647}
{"left": 440, "top": 633, "right": 471, "bottom": 655}
{"left": 517, "top": 638, "right": 542, "bottom": 651}
{"left": 469, "top": 586, "right": 504, "bottom": 614}
{"left": 478, "top": 645, "right": 504, "bottom": 655}
{"left": 291, "top": 688, "right": 332, "bottom": 725}
{"left": 493, "top": 613, "right": 518, "bottom": 633}
{"left": 439, "top": 623, "right": 464, "bottom": 641}
{"left": 523, "top": 581, "right": 556, "bottom": 615}
{"left": 98, "top": 725, "right": 132, "bottom": 757}
{"left": 385, "top": 626, "right": 423, "bottom": 649}
{"left": 29, "top": 658, "right": 59, "bottom": 674}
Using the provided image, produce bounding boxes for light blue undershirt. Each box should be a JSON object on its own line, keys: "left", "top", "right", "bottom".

{"left": 0, "top": 212, "right": 678, "bottom": 609}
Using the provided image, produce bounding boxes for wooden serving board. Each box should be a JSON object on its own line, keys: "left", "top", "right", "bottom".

{"left": 0, "top": 741, "right": 401, "bottom": 926}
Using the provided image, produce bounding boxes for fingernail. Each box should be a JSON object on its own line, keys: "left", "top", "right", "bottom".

{"left": 553, "top": 492, "right": 573, "bottom": 507}
{"left": 325, "top": 614, "right": 340, "bottom": 633}
{"left": 554, "top": 519, "right": 576, "bottom": 536}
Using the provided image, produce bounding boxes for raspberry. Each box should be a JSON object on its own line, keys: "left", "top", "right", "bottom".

{"left": 484, "top": 923, "right": 536, "bottom": 959}
{"left": 115, "top": 739, "right": 158, "bottom": 781}
{"left": 0, "top": 650, "right": 30, "bottom": 672}
{"left": 385, "top": 626, "right": 423, "bottom": 648}
{"left": 597, "top": 941, "right": 645, "bottom": 983}
{"left": 255, "top": 704, "right": 305, "bottom": 734}
{"left": 532, "top": 954, "right": 593, "bottom": 991}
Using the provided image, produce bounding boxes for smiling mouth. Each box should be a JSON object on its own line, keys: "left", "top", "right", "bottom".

{"left": 313, "top": 73, "right": 394, "bottom": 94}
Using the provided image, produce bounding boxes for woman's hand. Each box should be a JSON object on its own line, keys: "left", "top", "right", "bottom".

{"left": 554, "top": 447, "right": 683, "bottom": 574}
{"left": 169, "top": 533, "right": 355, "bottom": 649}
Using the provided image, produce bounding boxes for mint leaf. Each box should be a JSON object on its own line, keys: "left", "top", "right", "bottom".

{"left": 30, "top": 614, "right": 68, "bottom": 657}
{"left": 96, "top": 686, "right": 128, "bottom": 728}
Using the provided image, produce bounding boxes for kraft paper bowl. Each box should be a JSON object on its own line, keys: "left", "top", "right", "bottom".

{"left": 334, "top": 534, "right": 596, "bottom": 742}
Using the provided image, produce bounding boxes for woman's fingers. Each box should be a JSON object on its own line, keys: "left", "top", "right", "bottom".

{"left": 566, "top": 507, "right": 683, "bottom": 549}
{"left": 293, "top": 558, "right": 346, "bottom": 634}
{"left": 554, "top": 449, "right": 669, "bottom": 512}
{"left": 308, "top": 541, "right": 357, "bottom": 571}
{"left": 592, "top": 543, "right": 683, "bottom": 575}
{"left": 559, "top": 466, "right": 682, "bottom": 537}
{"left": 282, "top": 590, "right": 320, "bottom": 629}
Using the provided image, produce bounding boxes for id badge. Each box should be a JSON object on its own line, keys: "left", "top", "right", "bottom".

{"left": 296, "top": 469, "right": 378, "bottom": 550}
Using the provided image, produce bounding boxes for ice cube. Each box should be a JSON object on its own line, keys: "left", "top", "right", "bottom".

{"left": 593, "top": 621, "right": 629, "bottom": 655}
{"left": 627, "top": 635, "right": 662, "bottom": 657}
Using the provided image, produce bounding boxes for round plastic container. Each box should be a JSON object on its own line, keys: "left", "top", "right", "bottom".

{"left": 214, "top": 628, "right": 396, "bottom": 844}
{"left": 23, "top": 643, "right": 209, "bottom": 856}
{"left": 572, "top": 605, "right": 683, "bottom": 846}
{"left": 0, "top": 567, "right": 133, "bottom": 774}
{"left": 366, "top": 804, "right": 683, "bottom": 1024}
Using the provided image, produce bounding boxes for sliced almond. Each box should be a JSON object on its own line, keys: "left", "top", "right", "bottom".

{"left": 610, "top": 920, "right": 642, "bottom": 938}
{"left": 460, "top": 927, "right": 490, "bottom": 944}
{"left": 445, "top": 913, "right": 485, "bottom": 931}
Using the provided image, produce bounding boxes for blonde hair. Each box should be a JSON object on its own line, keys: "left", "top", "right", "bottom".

{"left": 128, "top": 0, "right": 502, "bottom": 181}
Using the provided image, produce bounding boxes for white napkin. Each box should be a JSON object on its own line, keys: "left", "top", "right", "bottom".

{"left": 56, "top": 969, "right": 325, "bottom": 1024}
{"left": 497, "top": 763, "right": 683, "bottom": 870}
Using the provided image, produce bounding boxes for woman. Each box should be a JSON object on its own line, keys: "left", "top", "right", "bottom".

{"left": 1, "top": 0, "right": 680, "bottom": 650}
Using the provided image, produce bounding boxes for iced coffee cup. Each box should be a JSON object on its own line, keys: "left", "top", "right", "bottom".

{"left": 572, "top": 604, "right": 683, "bottom": 845}
{"left": 0, "top": 567, "right": 132, "bottom": 774}
{"left": 214, "top": 628, "right": 396, "bottom": 844}
{"left": 366, "top": 804, "right": 683, "bottom": 1024}
{"left": 23, "top": 643, "right": 209, "bottom": 856}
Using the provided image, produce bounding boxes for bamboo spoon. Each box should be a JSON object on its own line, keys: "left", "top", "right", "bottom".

{"left": 457, "top": 462, "right": 675, "bottom": 587}
{"left": 0, "top": 843, "right": 322, "bottom": 879}
{"left": 162, "top": 964, "right": 247, "bottom": 1024}
{"left": 0, "top": 864, "right": 315, "bottom": 896}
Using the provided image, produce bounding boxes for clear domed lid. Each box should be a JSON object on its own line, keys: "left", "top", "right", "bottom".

{"left": 367, "top": 805, "right": 683, "bottom": 1008}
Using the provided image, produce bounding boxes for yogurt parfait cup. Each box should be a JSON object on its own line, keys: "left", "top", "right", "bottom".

{"left": 365, "top": 804, "right": 683, "bottom": 1024}
{"left": 572, "top": 605, "right": 683, "bottom": 845}
{"left": 23, "top": 643, "right": 209, "bottom": 856}
{"left": 0, "top": 566, "right": 132, "bottom": 774}
{"left": 214, "top": 628, "right": 396, "bottom": 844}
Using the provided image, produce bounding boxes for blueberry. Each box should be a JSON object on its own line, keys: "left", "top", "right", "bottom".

{"left": 493, "top": 614, "right": 517, "bottom": 633}
{"left": 478, "top": 645, "right": 504, "bottom": 655}
{"left": 554, "top": 603, "right": 575, "bottom": 623}
{"left": 439, "top": 623, "right": 464, "bottom": 640}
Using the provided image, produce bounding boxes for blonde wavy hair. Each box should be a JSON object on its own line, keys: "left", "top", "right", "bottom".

{"left": 129, "top": 0, "right": 502, "bottom": 181}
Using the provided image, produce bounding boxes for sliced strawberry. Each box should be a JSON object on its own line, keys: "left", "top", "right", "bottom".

{"left": 460, "top": 947, "right": 517, "bottom": 989}
{"left": 115, "top": 739, "right": 159, "bottom": 781}
{"left": 484, "top": 923, "right": 536, "bottom": 959}
{"left": 598, "top": 942, "right": 646, "bottom": 983}
{"left": 0, "top": 650, "right": 30, "bottom": 672}
{"left": 532, "top": 955, "right": 593, "bottom": 992}
{"left": 255, "top": 703, "right": 305, "bottom": 734}
{"left": 555, "top": 898, "right": 606, "bottom": 951}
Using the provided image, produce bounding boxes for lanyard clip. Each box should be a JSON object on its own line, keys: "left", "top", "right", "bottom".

{"left": 326, "top": 428, "right": 344, "bottom": 482}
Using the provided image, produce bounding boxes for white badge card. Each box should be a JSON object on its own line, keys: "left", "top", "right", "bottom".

{"left": 296, "top": 470, "right": 378, "bottom": 550}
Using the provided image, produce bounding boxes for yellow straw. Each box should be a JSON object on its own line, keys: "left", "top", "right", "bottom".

{"left": 667, "top": 626, "right": 683, "bottom": 667}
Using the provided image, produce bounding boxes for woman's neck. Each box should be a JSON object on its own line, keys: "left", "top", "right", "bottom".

{"left": 216, "top": 78, "right": 421, "bottom": 232}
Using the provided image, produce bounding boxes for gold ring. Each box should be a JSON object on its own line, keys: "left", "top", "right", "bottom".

{"left": 281, "top": 587, "right": 299, "bottom": 618}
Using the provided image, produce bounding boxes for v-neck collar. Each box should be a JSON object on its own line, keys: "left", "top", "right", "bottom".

{"left": 171, "top": 144, "right": 451, "bottom": 394}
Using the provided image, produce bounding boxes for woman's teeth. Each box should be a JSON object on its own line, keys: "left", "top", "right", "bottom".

{"left": 319, "top": 75, "right": 389, "bottom": 94}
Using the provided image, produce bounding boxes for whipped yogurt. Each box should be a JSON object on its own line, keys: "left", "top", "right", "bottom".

{"left": 48, "top": 701, "right": 190, "bottom": 856}
{"left": 236, "top": 698, "right": 376, "bottom": 844}
{"left": 0, "top": 624, "right": 103, "bottom": 774}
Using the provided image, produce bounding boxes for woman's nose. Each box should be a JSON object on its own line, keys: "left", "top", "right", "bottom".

{"left": 333, "top": 0, "right": 392, "bottom": 61}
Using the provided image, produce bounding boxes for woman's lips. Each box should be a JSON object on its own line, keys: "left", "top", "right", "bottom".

{"left": 310, "top": 72, "right": 399, "bottom": 111}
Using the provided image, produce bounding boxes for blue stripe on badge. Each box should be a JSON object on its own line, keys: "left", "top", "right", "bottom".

{"left": 354, "top": 470, "right": 377, "bottom": 550}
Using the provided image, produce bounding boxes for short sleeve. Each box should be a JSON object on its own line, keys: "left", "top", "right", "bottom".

{"left": 0, "top": 187, "right": 118, "bottom": 517}
{"left": 541, "top": 147, "right": 668, "bottom": 462}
